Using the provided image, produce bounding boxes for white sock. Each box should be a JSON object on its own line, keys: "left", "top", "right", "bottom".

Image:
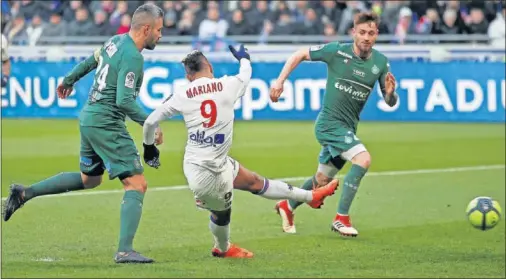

{"left": 208, "top": 220, "right": 230, "bottom": 253}
{"left": 257, "top": 179, "right": 312, "bottom": 202}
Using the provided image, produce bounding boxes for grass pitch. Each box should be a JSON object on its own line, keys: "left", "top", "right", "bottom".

{"left": 1, "top": 120, "right": 505, "bottom": 278}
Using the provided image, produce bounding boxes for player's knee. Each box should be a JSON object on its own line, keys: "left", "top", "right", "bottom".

{"left": 210, "top": 208, "right": 231, "bottom": 226}
{"left": 122, "top": 174, "right": 148, "bottom": 193}
{"left": 315, "top": 172, "right": 332, "bottom": 187}
{"left": 81, "top": 173, "right": 102, "bottom": 189}
{"left": 353, "top": 152, "right": 372, "bottom": 169}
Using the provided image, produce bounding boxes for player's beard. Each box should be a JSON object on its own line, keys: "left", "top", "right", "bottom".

{"left": 355, "top": 41, "right": 372, "bottom": 59}
{"left": 145, "top": 36, "right": 157, "bottom": 50}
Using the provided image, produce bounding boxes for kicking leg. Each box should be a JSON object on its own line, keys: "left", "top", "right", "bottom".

{"left": 233, "top": 164, "right": 338, "bottom": 204}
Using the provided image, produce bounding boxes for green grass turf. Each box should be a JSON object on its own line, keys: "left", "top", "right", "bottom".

{"left": 1, "top": 120, "right": 505, "bottom": 278}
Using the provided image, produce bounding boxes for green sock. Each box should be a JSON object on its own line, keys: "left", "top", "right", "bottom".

{"left": 118, "top": 190, "right": 145, "bottom": 253}
{"left": 337, "top": 164, "right": 368, "bottom": 215}
{"left": 24, "top": 172, "right": 85, "bottom": 201}
{"left": 288, "top": 176, "right": 317, "bottom": 210}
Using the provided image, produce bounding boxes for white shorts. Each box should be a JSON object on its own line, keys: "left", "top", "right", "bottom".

{"left": 183, "top": 157, "right": 240, "bottom": 211}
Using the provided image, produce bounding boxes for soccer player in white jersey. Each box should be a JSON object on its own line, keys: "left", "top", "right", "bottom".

{"left": 142, "top": 45, "right": 338, "bottom": 258}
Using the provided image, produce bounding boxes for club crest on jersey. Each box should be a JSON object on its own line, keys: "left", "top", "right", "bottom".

{"left": 189, "top": 130, "right": 225, "bottom": 147}
{"left": 125, "top": 72, "right": 135, "bottom": 88}
{"left": 310, "top": 44, "right": 324, "bottom": 51}
{"left": 371, "top": 65, "right": 380, "bottom": 75}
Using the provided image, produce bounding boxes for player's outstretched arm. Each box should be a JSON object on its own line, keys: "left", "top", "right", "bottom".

{"left": 116, "top": 56, "right": 150, "bottom": 126}
{"left": 228, "top": 44, "right": 252, "bottom": 99}
{"left": 270, "top": 48, "right": 310, "bottom": 102}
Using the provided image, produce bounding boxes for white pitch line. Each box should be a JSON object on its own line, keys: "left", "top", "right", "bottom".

{"left": 1, "top": 165, "right": 504, "bottom": 201}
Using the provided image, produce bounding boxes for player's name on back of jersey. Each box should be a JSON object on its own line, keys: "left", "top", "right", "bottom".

{"left": 186, "top": 81, "right": 224, "bottom": 98}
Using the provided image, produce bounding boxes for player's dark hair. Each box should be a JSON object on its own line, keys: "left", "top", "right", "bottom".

{"left": 131, "top": 3, "right": 164, "bottom": 30}
{"left": 182, "top": 50, "right": 207, "bottom": 75}
{"left": 354, "top": 12, "right": 380, "bottom": 27}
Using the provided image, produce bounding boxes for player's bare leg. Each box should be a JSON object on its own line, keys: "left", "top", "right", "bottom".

{"left": 209, "top": 209, "right": 253, "bottom": 258}
{"left": 114, "top": 174, "right": 154, "bottom": 264}
{"left": 331, "top": 151, "right": 371, "bottom": 237}
{"left": 233, "top": 164, "right": 338, "bottom": 207}
{"left": 3, "top": 173, "right": 101, "bottom": 222}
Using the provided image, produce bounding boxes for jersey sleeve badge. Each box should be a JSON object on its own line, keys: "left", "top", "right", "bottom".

{"left": 125, "top": 72, "right": 135, "bottom": 88}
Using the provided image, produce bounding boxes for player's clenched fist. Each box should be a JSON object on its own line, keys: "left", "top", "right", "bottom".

{"left": 57, "top": 83, "right": 73, "bottom": 99}
{"left": 269, "top": 79, "right": 284, "bottom": 102}
{"left": 143, "top": 143, "right": 161, "bottom": 169}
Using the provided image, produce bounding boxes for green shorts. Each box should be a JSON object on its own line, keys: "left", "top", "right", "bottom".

{"left": 79, "top": 125, "right": 144, "bottom": 180}
{"left": 315, "top": 122, "right": 367, "bottom": 164}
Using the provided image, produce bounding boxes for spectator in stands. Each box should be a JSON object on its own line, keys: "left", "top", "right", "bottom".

{"left": 254, "top": 0, "right": 274, "bottom": 26}
{"left": 198, "top": 6, "right": 228, "bottom": 39}
{"left": 162, "top": 0, "right": 178, "bottom": 25}
{"left": 394, "top": 6, "right": 417, "bottom": 43}
{"left": 467, "top": 8, "right": 489, "bottom": 34}
{"left": 323, "top": 22, "right": 336, "bottom": 43}
{"left": 40, "top": 12, "right": 66, "bottom": 40}
{"left": 488, "top": 6, "right": 505, "bottom": 47}
{"left": 18, "top": 0, "right": 48, "bottom": 21}
{"left": 416, "top": 8, "right": 442, "bottom": 34}
{"left": 227, "top": 9, "right": 252, "bottom": 36}
{"left": 1, "top": 1, "right": 12, "bottom": 31}
{"left": 440, "top": 8, "right": 464, "bottom": 34}
{"left": 338, "top": 1, "right": 367, "bottom": 34}
{"left": 178, "top": 9, "right": 198, "bottom": 36}
{"left": 293, "top": 0, "right": 308, "bottom": 23}
{"left": 319, "top": 0, "right": 343, "bottom": 31}
{"left": 116, "top": 14, "right": 131, "bottom": 34}
{"left": 162, "top": 11, "right": 179, "bottom": 36}
{"left": 294, "top": 8, "right": 323, "bottom": 35}
{"left": 272, "top": 12, "right": 294, "bottom": 35}
{"left": 63, "top": 0, "right": 84, "bottom": 23}
{"left": 98, "top": 0, "right": 115, "bottom": 15}
{"left": 67, "top": 8, "right": 94, "bottom": 37}
{"left": 271, "top": 1, "right": 291, "bottom": 23}
{"left": 238, "top": 0, "right": 258, "bottom": 33}
{"left": 4, "top": 14, "right": 27, "bottom": 44}
{"left": 109, "top": 1, "right": 129, "bottom": 27}
{"left": 25, "top": 13, "right": 44, "bottom": 46}
{"left": 382, "top": 0, "right": 404, "bottom": 34}
{"left": 89, "top": 10, "right": 115, "bottom": 37}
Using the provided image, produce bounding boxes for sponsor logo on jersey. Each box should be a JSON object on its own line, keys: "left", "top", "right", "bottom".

{"left": 125, "top": 72, "right": 135, "bottom": 88}
{"left": 353, "top": 69, "right": 365, "bottom": 78}
{"left": 371, "top": 65, "right": 380, "bottom": 74}
{"left": 189, "top": 130, "right": 225, "bottom": 147}
{"left": 310, "top": 44, "right": 324, "bottom": 51}
{"left": 337, "top": 50, "right": 353, "bottom": 59}
{"left": 334, "top": 81, "right": 369, "bottom": 102}
{"left": 186, "top": 82, "right": 223, "bottom": 98}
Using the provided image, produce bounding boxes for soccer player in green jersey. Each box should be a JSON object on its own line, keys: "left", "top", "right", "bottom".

{"left": 3, "top": 4, "right": 165, "bottom": 263}
{"left": 269, "top": 12, "right": 398, "bottom": 237}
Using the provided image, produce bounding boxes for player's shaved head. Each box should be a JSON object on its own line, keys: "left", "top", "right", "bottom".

{"left": 131, "top": 3, "right": 164, "bottom": 30}
{"left": 182, "top": 50, "right": 213, "bottom": 80}
{"left": 129, "top": 3, "right": 164, "bottom": 50}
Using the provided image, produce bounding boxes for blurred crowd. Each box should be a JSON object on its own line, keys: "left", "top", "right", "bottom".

{"left": 1, "top": 0, "right": 505, "bottom": 46}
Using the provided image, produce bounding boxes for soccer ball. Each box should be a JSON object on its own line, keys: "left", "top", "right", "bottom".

{"left": 466, "top": 197, "right": 502, "bottom": 231}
